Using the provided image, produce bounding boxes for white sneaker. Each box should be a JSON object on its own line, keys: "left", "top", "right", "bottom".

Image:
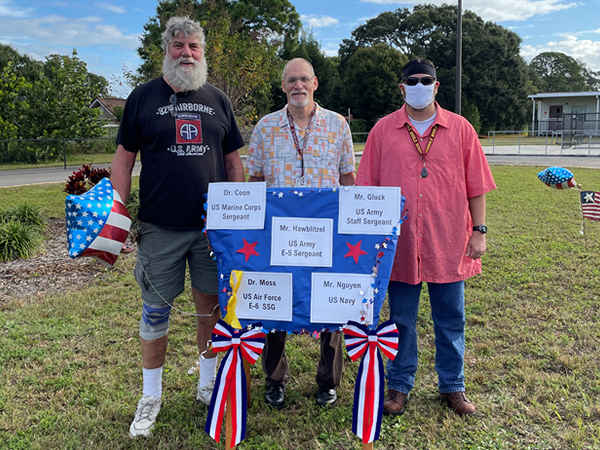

{"left": 197, "top": 377, "right": 216, "bottom": 405}
{"left": 129, "top": 395, "right": 161, "bottom": 438}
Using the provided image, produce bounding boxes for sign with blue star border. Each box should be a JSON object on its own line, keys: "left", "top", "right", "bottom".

{"left": 206, "top": 183, "right": 404, "bottom": 332}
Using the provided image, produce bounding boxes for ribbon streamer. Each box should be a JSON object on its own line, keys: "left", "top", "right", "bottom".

{"left": 205, "top": 320, "right": 265, "bottom": 447}
{"left": 343, "top": 320, "right": 399, "bottom": 444}
{"left": 224, "top": 270, "right": 243, "bottom": 328}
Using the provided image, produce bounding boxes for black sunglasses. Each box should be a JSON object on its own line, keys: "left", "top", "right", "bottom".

{"left": 169, "top": 94, "right": 178, "bottom": 117}
{"left": 403, "top": 76, "right": 436, "bottom": 86}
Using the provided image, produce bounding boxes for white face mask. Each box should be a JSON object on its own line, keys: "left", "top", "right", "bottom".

{"left": 403, "top": 83, "right": 435, "bottom": 110}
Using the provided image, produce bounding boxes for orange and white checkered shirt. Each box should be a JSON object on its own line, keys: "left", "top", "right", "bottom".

{"left": 246, "top": 103, "right": 355, "bottom": 188}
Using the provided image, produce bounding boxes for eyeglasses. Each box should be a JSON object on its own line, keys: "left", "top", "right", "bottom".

{"left": 403, "top": 76, "right": 436, "bottom": 86}
{"left": 169, "top": 94, "right": 178, "bottom": 117}
{"left": 284, "top": 76, "right": 314, "bottom": 86}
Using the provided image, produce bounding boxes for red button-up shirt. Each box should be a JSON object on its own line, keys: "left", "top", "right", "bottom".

{"left": 356, "top": 104, "right": 496, "bottom": 284}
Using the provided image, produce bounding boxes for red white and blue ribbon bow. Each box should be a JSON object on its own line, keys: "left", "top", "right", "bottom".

{"left": 205, "top": 320, "right": 265, "bottom": 446}
{"left": 343, "top": 320, "right": 399, "bottom": 444}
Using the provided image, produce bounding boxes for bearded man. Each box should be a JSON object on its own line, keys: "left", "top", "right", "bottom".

{"left": 111, "top": 16, "right": 245, "bottom": 438}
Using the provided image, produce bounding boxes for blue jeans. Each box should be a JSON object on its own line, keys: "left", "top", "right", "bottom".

{"left": 385, "top": 280, "right": 466, "bottom": 394}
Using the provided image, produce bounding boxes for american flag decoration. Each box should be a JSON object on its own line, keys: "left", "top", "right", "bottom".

{"left": 581, "top": 191, "right": 600, "bottom": 221}
{"left": 537, "top": 166, "right": 577, "bottom": 189}
{"left": 343, "top": 320, "right": 399, "bottom": 444}
{"left": 65, "top": 177, "right": 131, "bottom": 267}
{"left": 205, "top": 320, "right": 265, "bottom": 447}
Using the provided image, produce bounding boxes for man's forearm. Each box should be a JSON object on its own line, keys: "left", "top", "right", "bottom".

{"left": 110, "top": 146, "right": 136, "bottom": 203}
{"left": 224, "top": 151, "right": 245, "bottom": 182}
{"left": 468, "top": 194, "right": 486, "bottom": 225}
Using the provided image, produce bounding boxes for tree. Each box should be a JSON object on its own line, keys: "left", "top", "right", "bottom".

{"left": 0, "top": 62, "right": 31, "bottom": 140}
{"left": 339, "top": 4, "right": 531, "bottom": 132}
{"left": 135, "top": 0, "right": 300, "bottom": 84}
{"left": 0, "top": 44, "right": 43, "bottom": 83}
{"left": 134, "top": 0, "right": 299, "bottom": 122}
{"left": 44, "top": 53, "right": 109, "bottom": 97}
{"left": 204, "top": 11, "right": 280, "bottom": 122}
{"left": 341, "top": 44, "right": 406, "bottom": 122}
{"left": 581, "top": 63, "right": 600, "bottom": 91}
{"left": 0, "top": 51, "right": 104, "bottom": 141}
{"left": 529, "top": 52, "right": 594, "bottom": 92}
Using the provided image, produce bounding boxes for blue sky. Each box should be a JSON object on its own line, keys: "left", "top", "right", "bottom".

{"left": 1, "top": 0, "right": 600, "bottom": 97}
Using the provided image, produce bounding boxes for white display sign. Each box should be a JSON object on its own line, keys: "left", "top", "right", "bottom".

{"left": 310, "top": 273, "right": 373, "bottom": 324}
{"left": 206, "top": 182, "right": 266, "bottom": 230}
{"left": 338, "top": 186, "right": 402, "bottom": 235}
{"left": 270, "top": 217, "right": 333, "bottom": 267}
{"left": 234, "top": 271, "right": 293, "bottom": 321}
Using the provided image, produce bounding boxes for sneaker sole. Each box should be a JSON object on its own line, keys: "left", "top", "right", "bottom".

{"left": 129, "top": 429, "right": 152, "bottom": 438}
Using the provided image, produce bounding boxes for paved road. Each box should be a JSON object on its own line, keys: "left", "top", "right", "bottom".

{"left": 1, "top": 149, "right": 599, "bottom": 188}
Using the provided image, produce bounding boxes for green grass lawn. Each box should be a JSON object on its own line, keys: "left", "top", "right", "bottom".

{"left": 1, "top": 166, "right": 600, "bottom": 449}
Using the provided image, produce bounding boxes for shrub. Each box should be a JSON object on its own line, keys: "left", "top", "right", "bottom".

{"left": 1, "top": 203, "right": 47, "bottom": 232}
{"left": 0, "top": 220, "right": 42, "bottom": 262}
{"left": 64, "top": 163, "right": 111, "bottom": 195}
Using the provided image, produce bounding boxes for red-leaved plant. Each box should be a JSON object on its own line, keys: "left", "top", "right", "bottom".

{"left": 64, "top": 164, "right": 111, "bottom": 195}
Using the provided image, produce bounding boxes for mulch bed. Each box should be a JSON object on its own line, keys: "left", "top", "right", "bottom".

{"left": 0, "top": 218, "right": 118, "bottom": 304}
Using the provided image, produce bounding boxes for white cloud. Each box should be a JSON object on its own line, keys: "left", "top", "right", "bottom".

{"left": 521, "top": 35, "right": 600, "bottom": 70}
{"left": 301, "top": 15, "right": 339, "bottom": 28}
{"left": 0, "top": 15, "right": 139, "bottom": 49}
{"left": 0, "top": 0, "right": 32, "bottom": 18}
{"left": 94, "top": 2, "right": 125, "bottom": 14}
{"left": 360, "top": 0, "right": 576, "bottom": 22}
{"left": 571, "top": 28, "right": 600, "bottom": 36}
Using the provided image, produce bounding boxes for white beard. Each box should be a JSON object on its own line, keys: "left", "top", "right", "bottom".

{"left": 289, "top": 90, "right": 310, "bottom": 107}
{"left": 163, "top": 54, "right": 208, "bottom": 92}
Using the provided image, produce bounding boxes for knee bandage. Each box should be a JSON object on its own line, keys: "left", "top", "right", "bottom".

{"left": 139, "top": 303, "right": 172, "bottom": 339}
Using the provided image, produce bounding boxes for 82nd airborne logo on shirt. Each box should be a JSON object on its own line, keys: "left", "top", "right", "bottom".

{"left": 176, "top": 112, "right": 202, "bottom": 144}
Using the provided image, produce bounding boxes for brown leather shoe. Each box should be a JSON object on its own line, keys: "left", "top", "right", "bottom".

{"left": 441, "top": 392, "right": 476, "bottom": 416}
{"left": 383, "top": 390, "right": 410, "bottom": 416}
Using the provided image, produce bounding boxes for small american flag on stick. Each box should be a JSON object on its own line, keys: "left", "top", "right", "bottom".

{"left": 581, "top": 191, "right": 600, "bottom": 222}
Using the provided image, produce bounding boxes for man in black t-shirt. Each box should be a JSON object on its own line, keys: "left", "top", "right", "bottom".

{"left": 111, "top": 16, "right": 245, "bottom": 438}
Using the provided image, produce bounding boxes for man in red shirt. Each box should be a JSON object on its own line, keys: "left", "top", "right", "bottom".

{"left": 356, "top": 58, "right": 496, "bottom": 417}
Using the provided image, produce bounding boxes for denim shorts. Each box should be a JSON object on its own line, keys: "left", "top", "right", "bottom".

{"left": 134, "top": 221, "right": 218, "bottom": 338}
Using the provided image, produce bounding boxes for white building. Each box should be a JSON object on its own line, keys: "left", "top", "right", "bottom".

{"left": 528, "top": 92, "right": 600, "bottom": 134}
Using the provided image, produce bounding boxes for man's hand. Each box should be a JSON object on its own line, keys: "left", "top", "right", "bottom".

{"left": 340, "top": 171, "right": 356, "bottom": 186}
{"left": 465, "top": 232, "right": 486, "bottom": 260}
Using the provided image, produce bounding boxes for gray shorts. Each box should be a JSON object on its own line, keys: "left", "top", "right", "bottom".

{"left": 135, "top": 221, "right": 217, "bottom": 339}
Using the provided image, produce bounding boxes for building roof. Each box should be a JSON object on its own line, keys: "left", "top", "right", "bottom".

{"left": 90, "top": 97, "right": 126, "bottom": 120}
{"left": 528, "top": 92, "right": 600, "bottom": 100}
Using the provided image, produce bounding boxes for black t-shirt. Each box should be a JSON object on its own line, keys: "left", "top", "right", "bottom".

{"left": 117, "top": 77, "right": 244, "bottom": 230}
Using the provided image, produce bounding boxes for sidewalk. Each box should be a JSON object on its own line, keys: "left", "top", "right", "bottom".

{"left": 1, "top": 148, "right": 599, "bottom": 188}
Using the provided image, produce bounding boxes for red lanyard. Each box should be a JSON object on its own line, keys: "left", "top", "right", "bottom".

{"left": 287, "top": 104, "right": 316, "bottom": 176}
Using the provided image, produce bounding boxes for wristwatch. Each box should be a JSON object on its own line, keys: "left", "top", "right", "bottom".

{"left": 473, "top": 225, "right": 488, "bottom": 234}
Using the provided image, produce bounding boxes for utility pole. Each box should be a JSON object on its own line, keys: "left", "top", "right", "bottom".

{"left": 455, "top": 0, "right": 462, "bottom": 115}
